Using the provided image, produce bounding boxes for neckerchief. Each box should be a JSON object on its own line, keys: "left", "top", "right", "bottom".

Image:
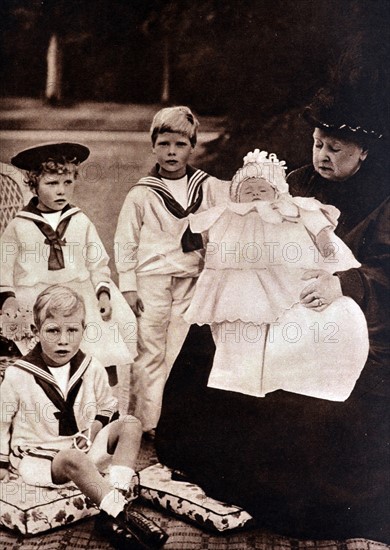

{"left": 16, "top": 198, "right": 80, "bottom": 270}
{"left": 14, "top": 344, "right": 90, "bottom": 436}
{"left": 135, "top": 165, "right": 209, "bottom": 252}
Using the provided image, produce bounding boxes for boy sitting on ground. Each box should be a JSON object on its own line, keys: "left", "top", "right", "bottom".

{"left": 0, "top": 284, "right": 168, "bottom": 548}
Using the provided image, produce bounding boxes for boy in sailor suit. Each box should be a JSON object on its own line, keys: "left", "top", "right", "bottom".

{"left": 115, "top": 106, "right": 228, "bottom": 433}
{"left": 0, "top": 285, "right": 168, "bottom": 548}
{"left": 0, "top": 142, "right": 136, "bottom": 413}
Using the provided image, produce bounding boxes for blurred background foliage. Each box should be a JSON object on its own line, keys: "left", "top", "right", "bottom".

{"left": 1, "top": 0, "right": 389, "bottom": 175}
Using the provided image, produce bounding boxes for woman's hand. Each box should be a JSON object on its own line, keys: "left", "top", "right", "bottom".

{"left": 300, "top": 269, "right": 343, "bottom": 310}
{"left": 123, "top": 291, "right": 144, "bottom": 317}
{"left": 99, "top": 292, "right": 112, "bottom": 321}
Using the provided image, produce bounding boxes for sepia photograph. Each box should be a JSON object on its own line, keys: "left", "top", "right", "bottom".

{"left": 0, "top": 1, "right": 389, "bottom": 549}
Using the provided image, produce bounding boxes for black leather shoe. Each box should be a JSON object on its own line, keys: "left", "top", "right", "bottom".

{"left": 97, "top": 506, "right": 169, "bottom": 549}
{"left": 121, "top": 505, "right": 168, "bottom": 549}
{"left": 96, "top": 512, "right": 140, "bottom": 549}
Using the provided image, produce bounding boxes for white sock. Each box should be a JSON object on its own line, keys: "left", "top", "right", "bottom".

{"left": 109, "top": 465, "right": 135, "bottom": 491}
{"left": 100, "top": 488, "right": 126, "bottom": 518}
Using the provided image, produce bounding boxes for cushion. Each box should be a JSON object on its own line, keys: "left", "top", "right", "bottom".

{"left": 139, "top": 463, "right": 254, "bottom": 532}
{"left": 0, "top": 473, "right": 139, "bottom": 535}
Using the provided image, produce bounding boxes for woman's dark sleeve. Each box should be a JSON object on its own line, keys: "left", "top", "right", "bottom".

{"left": 336, "top": 197, "right": 390, "bottom": 307}
{"left": 336, "top": 197, "right": 390, "bottom": 362}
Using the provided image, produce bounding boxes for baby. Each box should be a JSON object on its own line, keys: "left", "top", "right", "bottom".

{"left": 184, "top": 150, "right": 369, "bottom": 401}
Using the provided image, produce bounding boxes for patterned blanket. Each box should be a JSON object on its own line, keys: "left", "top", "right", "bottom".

{"left": 1, "top": 439, "right": 388, "bottom": 549}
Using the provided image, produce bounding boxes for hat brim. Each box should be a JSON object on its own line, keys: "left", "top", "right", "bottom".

{"left": 302, "top": 107, "right": 383, "bottom": 139}
{"left": 11, "top": 142, "right": 90, "bottom": 171}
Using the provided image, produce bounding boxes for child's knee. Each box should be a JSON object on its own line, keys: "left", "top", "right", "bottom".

{"left": 118, "top": 415, "right": 142, "bottom": 435}
{"left": 56, "top": 448, "right": 90, "bottom": 476}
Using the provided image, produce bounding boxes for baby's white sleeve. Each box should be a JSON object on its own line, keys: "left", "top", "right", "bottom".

{"left": 188, "top": 205, "right": 227, "bottom": 233}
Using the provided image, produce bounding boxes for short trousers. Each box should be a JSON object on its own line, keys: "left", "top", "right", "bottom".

{"left": 18, "top": 420, "right": 119, "bottom": 488}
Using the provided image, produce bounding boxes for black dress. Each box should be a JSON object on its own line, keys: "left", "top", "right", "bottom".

{"left": 155, "top": 162, "right": 390, "bottom": 543}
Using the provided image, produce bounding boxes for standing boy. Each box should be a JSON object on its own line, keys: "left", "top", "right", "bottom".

{"left": 0, "top": 285, "right": 168, "bottom": 549}
{"left": 115, "top": 106, "right": 228, "bottom": 433}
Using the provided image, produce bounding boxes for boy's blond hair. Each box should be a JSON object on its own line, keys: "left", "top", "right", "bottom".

{"left": 33, "top": 285, "right": 86, "bottom": 330}
{"left": 26, "top": 161, "right": 79, "bottom": 192}
{"left": 150, "top": 106, "right": 199, "bottom": 147}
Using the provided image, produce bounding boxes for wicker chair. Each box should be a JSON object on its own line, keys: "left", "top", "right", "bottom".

{"left": 0, "top": 162, "right": 32, "bottom": 235}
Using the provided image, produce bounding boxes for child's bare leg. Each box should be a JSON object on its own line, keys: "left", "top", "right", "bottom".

{"left": 51, "top": 449, "right": 111, "bottom": 505}
{"left": 51, "top": 416, "right": 141, "bottom": 507}
{"left": 108, "top": 415, "right": 142, "bottom": 469}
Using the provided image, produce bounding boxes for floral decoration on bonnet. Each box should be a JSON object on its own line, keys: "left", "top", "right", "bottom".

{"left": 230, "top": 149, "right": 289, "bottom": 201}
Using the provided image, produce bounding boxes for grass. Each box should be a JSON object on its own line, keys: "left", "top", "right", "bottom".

{"left": 0, "top": 97, "right": 224, "bottom": 132}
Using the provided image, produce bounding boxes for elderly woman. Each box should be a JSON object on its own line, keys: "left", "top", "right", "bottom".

{"left": 289, "top": 91, "right": 389, "bottom": 368}
{"left": 155, "top": 91, "right": 389, "bottom": 543}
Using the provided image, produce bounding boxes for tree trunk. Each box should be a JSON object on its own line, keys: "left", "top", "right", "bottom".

{"left": 161, "top": 35, "right": 170, "bottom": 104}
{"left": 45, "top": 34, "right": 62, "bottom": 104}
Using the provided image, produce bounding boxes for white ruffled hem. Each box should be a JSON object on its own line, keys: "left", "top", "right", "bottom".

{"left": 185, "top": 267, "right": 307, "bottom": 325}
